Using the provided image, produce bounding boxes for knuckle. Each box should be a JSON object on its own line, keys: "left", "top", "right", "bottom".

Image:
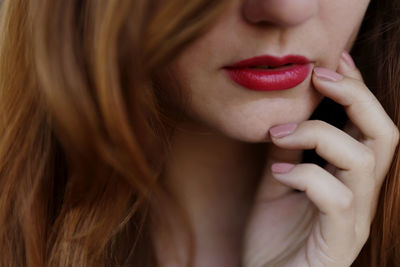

{"left": 335, "top": 189, "right": 355, "bottom": 212}
{"left": 354, "top": 147, "right": 376, "bottom": 171}
{"left": 390, "top": 125, "right": 400, "bottom": 146}
{"left": 377, "top": 124, "right": 400, "bottom": 150}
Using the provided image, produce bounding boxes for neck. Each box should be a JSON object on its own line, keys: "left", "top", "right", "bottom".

{"left": 153, "top": 122, "right": 267, "bottom": 267}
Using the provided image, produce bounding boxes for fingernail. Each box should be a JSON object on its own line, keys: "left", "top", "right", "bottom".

{"left": 269, "top": 123, "right": 298, "bottom": 138}
{"left": 272, "top": 163, "right": 295, "bottom": 174}
{"left": 313, "top": 67, "right": 343, "bottom": 82}
{"left": 341, "top": 51, "right": 355, "bottom": 68}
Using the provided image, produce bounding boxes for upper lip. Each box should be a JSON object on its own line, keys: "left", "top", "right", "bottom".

{"left": 225, "top": 55, "right": 311, "bottom": 68}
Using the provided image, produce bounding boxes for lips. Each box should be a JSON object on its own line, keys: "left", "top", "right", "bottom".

{"left": 224, "top": 55, "right": 312, "bottom": 91}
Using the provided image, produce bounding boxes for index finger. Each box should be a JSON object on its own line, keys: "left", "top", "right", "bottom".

{"left": 312, "top": 60, "right": 398, "bottom": 143}
{"left": 312, "top": 56, "right": 399, "bottom": 177}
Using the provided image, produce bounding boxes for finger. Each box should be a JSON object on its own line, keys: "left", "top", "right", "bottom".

{"left": 269, "top": 121, "right": 374, "bottom": 174}
{"left": 270, "top": 121, "right": 378, "bottom": 223}
{"left": 256, "top": 144, "right": 303, "bottom": 201}
{"left": 271, "top": 163, "right": 360, "bottom": 252}
{"left": 312, "top": 67, "right": 396, "bottom": 142}
{"left": 336, "top": 51, "right": 363, "bottom": 81}
{"left": 271, "top": 163, "right": 353, "bottom": 216}
{"left": 337, "top": 52, "right": 400, "bottom": 176}
{"left": 312, "top": 64, "right": 399, "bottom": 177}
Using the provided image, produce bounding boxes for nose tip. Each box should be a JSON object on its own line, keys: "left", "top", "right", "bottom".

{"left": 242, "top": 0, "right": 318, "bottom": 27}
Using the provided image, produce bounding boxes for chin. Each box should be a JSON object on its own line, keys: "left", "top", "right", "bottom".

{"left": 204, "top": 93, "right": 322, "bottom": 143}
{"left": 204, "top": 106, "right": 317, "bottom": 143}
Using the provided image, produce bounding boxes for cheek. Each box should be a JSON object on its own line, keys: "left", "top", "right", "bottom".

{"left": 315, "top": 1, "right": 370, "bottom": 68}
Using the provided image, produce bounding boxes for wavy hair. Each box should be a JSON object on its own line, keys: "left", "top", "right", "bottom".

{"left": 0, "top": 0, "right": 398, "bottom": 266}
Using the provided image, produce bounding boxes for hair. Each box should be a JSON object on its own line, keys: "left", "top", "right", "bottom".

{"left": 0, "top": 0, "right": 399, "bottom": 266}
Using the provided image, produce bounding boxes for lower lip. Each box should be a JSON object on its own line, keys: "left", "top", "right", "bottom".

{"left": 224, "top": 64, "right": 312, "bottom": 91}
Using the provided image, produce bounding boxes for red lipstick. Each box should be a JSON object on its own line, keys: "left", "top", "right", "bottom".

{"left": 224, "top": 55, "right": 311, "bottom": 91}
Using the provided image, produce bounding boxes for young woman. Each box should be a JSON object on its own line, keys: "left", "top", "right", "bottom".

{"left": 0, "top": 0, "right": 399, "bottom": 266}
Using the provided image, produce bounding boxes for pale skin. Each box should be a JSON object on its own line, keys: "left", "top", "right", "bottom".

{"left": 152, "top": 0, "right": 400, "bottom": 266}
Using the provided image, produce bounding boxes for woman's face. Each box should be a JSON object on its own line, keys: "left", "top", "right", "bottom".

{"left": 166, "top": 0, "right": 371, "bottom": 142}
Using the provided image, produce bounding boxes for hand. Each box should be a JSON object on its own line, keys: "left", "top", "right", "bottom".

{"left": 242, "top": 52, "right": 399, "bottom": 267}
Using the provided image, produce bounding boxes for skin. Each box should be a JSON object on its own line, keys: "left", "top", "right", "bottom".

{"left": 153, "top": 0, "right": 400, "bottom": 266}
